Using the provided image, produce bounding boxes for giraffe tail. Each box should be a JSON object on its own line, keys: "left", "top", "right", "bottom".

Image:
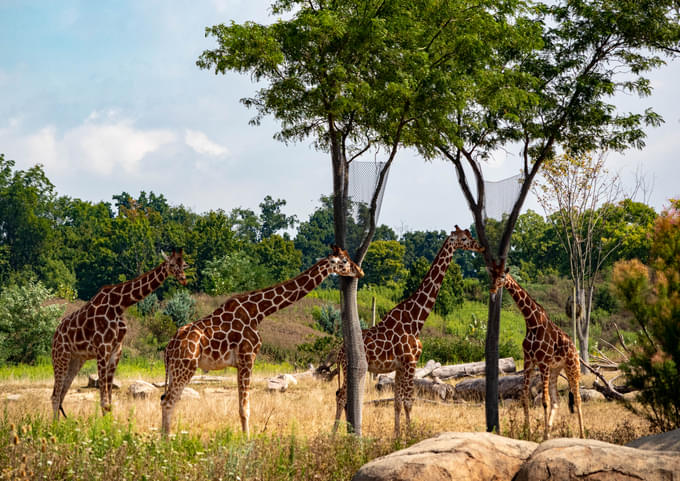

{"left": 568, "top": 391, "right": 575, "bottom": 414}
{"left": 59, "top": 404, "right": 67, "bottom": 419}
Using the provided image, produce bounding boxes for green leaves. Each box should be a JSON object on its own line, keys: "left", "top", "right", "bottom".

{"left": 0, "top": 280, "right": 64, "bottom": 364}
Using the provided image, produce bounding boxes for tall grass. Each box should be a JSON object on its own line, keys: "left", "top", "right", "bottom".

{"left": 0, "top": 360, "right": 652, "bottom": 480}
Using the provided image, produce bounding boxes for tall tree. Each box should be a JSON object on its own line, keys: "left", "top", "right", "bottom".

{"left": 535, "top": 152, "right": 642, "bottom": 367}
{"left": 413, "top": 0, "right": 680, "bottom": 432}
{"left": 197, "top": 0, "right": 470, "bottom": 434}
{"left": 612, "top": 199, "right": 680, "bottom": 431}
{"left": 0, "top": 155, "right": 57, "bottom": 281}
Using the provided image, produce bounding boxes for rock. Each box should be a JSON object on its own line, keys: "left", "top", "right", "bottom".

{"left": 86, "top": 374, "right": 121, "bottom": 390}
{"left": 267, "top": 374, "right": 298, "bottom": 392}
{"left": 190, "top": 375, "right": 228, "bottom": 384}
{"left": 626, "top": 428, "right": 680, "bottom": 452}
{"left": 352, "top": 432, "right": 537, "bottom": 481}
{"left": 182, "top": 387, "right": 200, "bottom": 399}
{"left": 579, "top": 388, "right": 605, "bottom": 402}
{"left": 515, "top": 438, "right": 680, "bottom": 481}
{"left": 4, "top": 394, "right": 21, "bottom": 401}
{"left": 128, "top": 380, "right": 157, "bottom": 399}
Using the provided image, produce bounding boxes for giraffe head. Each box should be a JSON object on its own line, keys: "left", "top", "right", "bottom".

{"left": 162, "top": 249, "right": 189, "bottom": 286}
{"left": 489, "top": 263, "right": 508, "bottom": 294}
{"left": 449, "top": 225, "right": 484, "bottom": 252}
{"left": 328, "top": 245, "right": 364, "bottom": 278}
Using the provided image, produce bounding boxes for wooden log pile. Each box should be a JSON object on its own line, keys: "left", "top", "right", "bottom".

{"left": 375, "top": 358, "right": 525, "bottom": 402}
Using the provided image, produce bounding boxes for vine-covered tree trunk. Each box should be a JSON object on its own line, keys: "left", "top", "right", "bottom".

{"left": 485, "top": 289, "right": 503, "bottom": 433}
{"left": 340, "top": 277, "right": 368, "bottom": 435}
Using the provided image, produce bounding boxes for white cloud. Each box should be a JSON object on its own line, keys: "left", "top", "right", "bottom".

{"left": 1, "top": 112, "right": 176, "bottom": 175}
{"left": 184, "top": 129, "right": 229, "bottom": 157}
{"left": 66, "top": 119, "right": 176, "bottom": 174}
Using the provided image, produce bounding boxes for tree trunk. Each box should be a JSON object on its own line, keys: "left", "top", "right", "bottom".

{"left": 577, "top": 286, "right": 593, "bottom": 372}
{"left": 485, "top": 288, "right": 502, "bottom": 433}
{"left": 340, "top": 276, "right": 368, "bottom": 435}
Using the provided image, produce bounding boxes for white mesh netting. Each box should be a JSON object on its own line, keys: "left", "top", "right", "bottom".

{"left": 483, "top": 173, "right": 523, "bottom": 221}
{"left": 348, "top": 161, "right": 390, "bottom": 221}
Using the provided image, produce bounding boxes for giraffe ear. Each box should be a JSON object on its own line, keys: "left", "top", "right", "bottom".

{"left": 505, "top": 267, "right": 510, "bottom": 273}
{"left": 161, "top": 250, "right": 169, "bottom": 261}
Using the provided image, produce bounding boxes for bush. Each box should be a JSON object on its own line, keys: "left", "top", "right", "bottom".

{"left": 163, "top": 290, "right": 197, "bottom": 328}
{"left": 313, "top": 305, "right": 341, "bottom": 336}
{"left": 201, "top": 251, "right": 268, "bottom": 296}
{"left": 136, "top": 293, "right": 160, "bottom": 317}
{"left": 612, "top": 201, "right": 680, "bottom": 431}
{"left": 421, "top": 313, "right": 521, "bottom": 364}
{"left": 0, "top": 280, "right": 65, "bottom": 364}
{"left": 295, "top": 335, "right": 341, "bottom": 367}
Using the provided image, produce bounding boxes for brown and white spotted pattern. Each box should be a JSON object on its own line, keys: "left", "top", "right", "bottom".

{"left": 51, "top": 250, "right": 188, "bottom": 419}
{"left": 333, "top": 226, "right": 484, "bottom": 437}
{"left": 502, "top": 272, "right": 584, "bottom": 439}
{"left": 160, "top": 246, "right": 364, "bottom": 436}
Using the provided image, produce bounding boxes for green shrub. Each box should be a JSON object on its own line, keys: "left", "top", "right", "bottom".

{"left": 136, "top": 292, "right": 160, "bottom": 317}
{"left": 0, "top": 280, "right": 65, "bottom": 364}
{"left": 201, "top": 251, "right": 267, "bottom": 295}
{"left": 313, "top": 305, "right": 341, "bottom": 336}
{"left": 163, "top": 290, "right": 197, "bottom": 328}
{"left": 612, "top": 202, "right": 680, "bottom": 431}
{"left": 296, "top": 335, "right": 341, "bottom": 367}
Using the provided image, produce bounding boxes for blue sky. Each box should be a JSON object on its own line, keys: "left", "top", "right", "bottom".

{"left": 1, "top": 1, "right": 678, "bottom": 234}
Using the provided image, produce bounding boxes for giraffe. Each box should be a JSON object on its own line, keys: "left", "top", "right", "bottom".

{"left": 51, "top": 249, "right": 188, "bottom": 420}
{"left": 500, "top": 271, "right": 584, "bottom": 439}
{"left": 160, "top": 245, "right": 364, "bottom": 436}
{"left": 333, "top": 226, "right": 484, "bottom": 437}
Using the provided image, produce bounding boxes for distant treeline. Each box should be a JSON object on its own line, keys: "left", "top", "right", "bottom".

{"left": 0, "top": 154, "right": 657, "bottom": 301}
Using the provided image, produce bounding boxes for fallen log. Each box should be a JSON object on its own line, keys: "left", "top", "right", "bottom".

{"left": 376, "top": 375, "right": 456, "bottom": 401}
{"left": 432, "top": 357, "right": 516, "bottom": 380}
{"left": 376, "top": 359, "right": 443, "bottom": 381}
{"left": 580, "top": 359, "right": 626, "bottom": 401}
{"left": 452, "top": 373, "right": 540, "bottom": 402}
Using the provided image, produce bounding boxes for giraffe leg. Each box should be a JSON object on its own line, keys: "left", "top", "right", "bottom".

{"left": 539, "top": 366, "right": 551, "bottom": 440}
{"left": 567, "top": 359, "right": 584, "bottom": 438}
{"left": 57, "top": 356, "right": 86, "bottom": 418}
{"left": 237, "top": 352, "right": 256, "bottom": 436}
{"left": 96, "top": 350, "right": 113, "bottom": 415}
{"left": 51, "top": 347, "right": 70, "bottom": 420}
{"left": 103, "top": 343, "right": 123, "bottom": 408}
{"left": 332, "top": 355, "right": 348, "bottom": 434}
{"left": 546, "top": 368, "right": 560, "bottom": 437}
{"left": 161, "top": 359, "right": 196, "bottom": 436}
{"left": 393, "top": 368, "right": 404, "bottom": 438}
{"left": 521, "top": 361, "right": 533, "bottom": 437}
{"left": 401, "top": 361, "right": 417, "bottom": 437}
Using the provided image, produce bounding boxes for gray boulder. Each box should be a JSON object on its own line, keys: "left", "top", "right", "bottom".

{"left": 128, "top": 380, "right": 157, "bottom": 399}
{"left": 515, "top": 437, "right": 680, "bottom": 481}
{"left": 352, "top": 432, "right": 537, "bottom": 481}
{"left": 626, "top": 428, "right": 680, "bottom": 452}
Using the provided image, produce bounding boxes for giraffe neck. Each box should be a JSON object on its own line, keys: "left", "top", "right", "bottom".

{"left": 250, "top": 258, "right": 334, "bottom": 323}
{"left": 402, "top": 237, "right": 457, "bottom": 335}
{"left": 111, "top": 262, "right": 169, "bottom": 308}
{"left": 504, "top": 275, "right": 545, "bottom": 330}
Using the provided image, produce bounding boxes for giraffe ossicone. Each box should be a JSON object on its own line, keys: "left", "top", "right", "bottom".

{"left": 160, "top": 245, "right": 363, "bottom": 436}
{"left": 51, "top": 249, "right": 189, "bottom": 419}
{"left": 333, "top": 225, "right": 483, "bottom": 437}
{"left": 502, "top": 272, "right": 584, "bottom": 439}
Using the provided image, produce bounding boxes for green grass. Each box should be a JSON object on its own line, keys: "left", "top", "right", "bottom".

{"left": 0, "top": 357, "right": 294, "bottom": 383}
{"left": 0, "top": 411, "right": 400, "bottom": 481}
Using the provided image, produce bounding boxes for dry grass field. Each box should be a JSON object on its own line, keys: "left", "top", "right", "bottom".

{"left": 0, "top": 367, "right": 650, "bottom": 442}
{"left": 0, "top": 365, "right": 654, "bottom": 481}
